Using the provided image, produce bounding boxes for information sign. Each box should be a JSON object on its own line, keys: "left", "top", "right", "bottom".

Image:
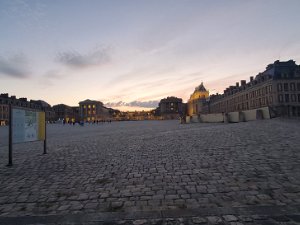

{"left": 12, "top": 109, "right": 45, "bottom": 144}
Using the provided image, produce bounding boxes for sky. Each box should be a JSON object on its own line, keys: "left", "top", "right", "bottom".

{"left": 1, "top": 0, "right": 300, "bottom": 111}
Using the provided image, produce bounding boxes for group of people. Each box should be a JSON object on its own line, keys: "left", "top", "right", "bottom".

{"left": 62, "top": 119, "right": 112, "bottom": 126}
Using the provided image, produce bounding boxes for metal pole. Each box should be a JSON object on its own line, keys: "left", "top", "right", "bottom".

{"left": 7, "top": 104, "right": 12, "bottom": 167}
{"left": 43, "top": 110, "right": 47, "bottom": 154}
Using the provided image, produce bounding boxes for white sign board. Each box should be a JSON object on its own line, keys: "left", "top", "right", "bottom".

{"left": 12, "top": 109, "right": 45, "bottom": 144}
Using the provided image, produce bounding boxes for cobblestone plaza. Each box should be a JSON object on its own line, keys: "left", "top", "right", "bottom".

{"left": 0, "top": 120, "right": 299, "bottom": 224}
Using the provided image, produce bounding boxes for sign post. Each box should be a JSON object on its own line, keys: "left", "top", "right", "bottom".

{"left": 7, "top": 106, "right": 46, "bottom": 166}
{"left": 7, "top": 104, "right": 12, "bottom": 167}
{"left": 43, "top": 110, "right": 47, "bottom": 154}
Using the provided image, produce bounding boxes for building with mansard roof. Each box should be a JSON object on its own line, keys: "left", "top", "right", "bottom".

{"left": 201, "top": 60, "right": 300, "bottom": 117}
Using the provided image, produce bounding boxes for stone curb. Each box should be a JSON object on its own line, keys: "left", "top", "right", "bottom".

{"left": 0, "top": 204, "right": 299, "bottom": 224}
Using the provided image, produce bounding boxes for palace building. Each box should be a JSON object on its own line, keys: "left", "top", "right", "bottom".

{"left": 0, "top": 93, "right": 55, "bottom": 125}
{"left": 187, "top": 82, "right": 209, "bottom": 116}
{"left": 52, "top": 104, "right": 79, "bottom": 123}
{"left": 158, "top": 96, "right": 186, "bottom": 119}
{"left": 195, "top": 60, "right": 300, "bottom": 117}
{"left": 79, "top": 99, "right": 110, "bottom": 122}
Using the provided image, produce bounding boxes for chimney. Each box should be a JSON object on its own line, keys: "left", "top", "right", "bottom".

{"left": 236, "top": 82, "right": 239, "bottom": 87}
{"left": 250, "top": 76, "right": 254, "bottom": 82}
{"left": 241, "top": 80, "right": 246, "bottom": 86}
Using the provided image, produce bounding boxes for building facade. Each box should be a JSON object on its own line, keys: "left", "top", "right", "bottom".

{"left": 187, "top": 82, "right": 209, "bottom": 116}
{"left": 158, "top": 96, "right": 185, "bottom": 119}
{"left": 52, "top": 104, "right": 79, "bottom": 122}
{"left": 0, "top": 104, "right": 9, "bottom": 125}
{"left": 201, "top": 60, "right": 300, "bottom": 117}
{"left": 0, "top": 93, "right": 55, "bottom": 125}
{"left": 79, "top": 99, "right": 110, "bottom": 122}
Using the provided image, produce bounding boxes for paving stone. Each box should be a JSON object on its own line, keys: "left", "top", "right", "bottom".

{"left": 0, "top": 119, "right": 299, "bottom": 221}
{"left": 191, "top": 217, "right": 207, "bottom": 224}
{"left": 223, "top": 215, "right": 238, "bottom": 222}
{"left": 207, "top": 216, "right": 223, "bottom": 224}
{"left": 133, "top": 219, "right": 148, "bottom": 225}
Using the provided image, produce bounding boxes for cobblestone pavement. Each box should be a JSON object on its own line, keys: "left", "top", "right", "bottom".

{"left": 0, "top": 119, "right": 299, "bottom": 224}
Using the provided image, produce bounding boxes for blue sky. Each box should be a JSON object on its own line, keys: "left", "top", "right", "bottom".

{"left": 1, "top": 0, "right": 300, "bottom": 110}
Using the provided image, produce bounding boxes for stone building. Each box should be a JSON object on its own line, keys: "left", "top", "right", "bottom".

{"left": 52, "top": 104, "right": 79, "bottom": 122}
{"left": 0, "top": 93, "right": 55, "bottom": 125}
{"left": 79, "top": 99, "right": 110, "bottom": 122}
{"left": 71, "top": 106, "right": 80, "bottom": 122}
{"left": 202, "top": 60, "right": 300, "bottom": 117}
{"left": 0, "top": 104, "right": 9, "bottom": 125}
{"left": 187, "top": 82, "right": 209, "bottom": 116}
{"left": 158, "top": 96, "right": 185, "bottom": 119}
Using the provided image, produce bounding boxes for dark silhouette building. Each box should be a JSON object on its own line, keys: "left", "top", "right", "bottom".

{"left": 0, "top": 93, "right": 55, "bottom": 125}
{"left": 52, "top": 104, "right": 79, "bottom": 123}
{"left": 158, "top": 96, "right": 186, "bottom": 119}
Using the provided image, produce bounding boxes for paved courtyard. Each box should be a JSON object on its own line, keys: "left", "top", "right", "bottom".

{"left": 0, "top": 119, "right": 299, "bottom": 224}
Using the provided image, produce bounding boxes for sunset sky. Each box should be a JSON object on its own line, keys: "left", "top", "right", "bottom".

{"left": 1, "top": 0, "right": 300, "bottom": 111}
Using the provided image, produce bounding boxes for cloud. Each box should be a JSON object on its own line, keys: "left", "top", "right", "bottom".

{"left": 44, "top": 69, "right": 63, "bottom": 79}
{"left": 105, "top": 100, "right": 159, "bottom": 109}
{"left": 56, "top": 47, "right": 111, "bottom": 69}
{"left": 0, "top": 54, "right": 30, "bottom": 78}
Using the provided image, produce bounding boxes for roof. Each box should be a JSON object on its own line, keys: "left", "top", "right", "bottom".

{"left": 160, "top": 96, "right": 182, "bottom": 103}
{"left": 79, "top": 99, "right": 103, "bottom": 105}
{"left": 195, "top": 82, "right": 207, "bottom": 92}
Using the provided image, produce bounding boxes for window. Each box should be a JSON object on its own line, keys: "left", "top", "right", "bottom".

{"left": 298, "top": 94, "right": 300, "bottom": 102}
{"left": 297, "top": 83, "right": 300, "bottom": 91}
{"left": 269, "top": 85, "right": 272, "bottom": 92}
{"left": 88, "top": 105, "right": 91, "bottom": 109}
{"left": 278, "top": 95, "right": 283, "bottom": 103}
{"left": 290, "top": 83, "right": 296, "bottom": 91}
{"left": 265, "top": 86, "right": 268, "bottom": 94}
{"left": 284, "top": 83, "right": 288, "bottom": 91}
{"left": 269, "top": 96, "right": 273, "bottom": 104}
{"left": 285, "top": 94, "right": 289, "bottom": 102}
{"left": 93, "top": 105, "right": 96, "bottom": 108}
{"left": 277, "top": 83, "right": 282, "bottom": 91}
{"left": 291, "top": 94, "right": 296, "bottom": 102}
